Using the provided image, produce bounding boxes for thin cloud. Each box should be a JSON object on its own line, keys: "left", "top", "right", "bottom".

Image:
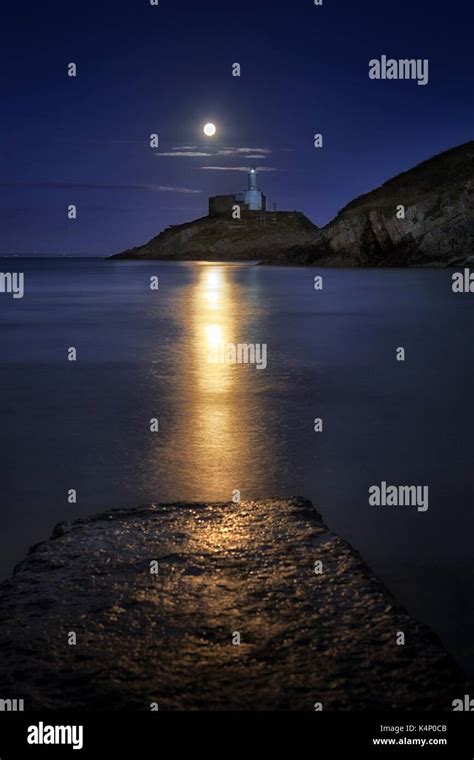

{"left": 200, "top": 166, "right": 277, "bottom": 172}
{"left": 238, "top": 148, "right": 271, "bottom": 154}
{"left": 0, "top": 181, "right": 201, "bottom": 194}
{"left": 156, "top": 185, "right": 202, "bottom": 194}
{"left": 221, "top": 147, "right": 272, "bottom": 154}
{"left": 155, "top": 151, "right": 212, "bottom": 157}
{"left": 156, "top": 146, "right": 273, "bottom": 158}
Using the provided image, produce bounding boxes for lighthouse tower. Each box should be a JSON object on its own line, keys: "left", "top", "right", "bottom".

{"left": 208, "top": 166, "right": 267, "bottom": 216}
{"left": 244, "top": 167, "right": 264, "bottom": 211}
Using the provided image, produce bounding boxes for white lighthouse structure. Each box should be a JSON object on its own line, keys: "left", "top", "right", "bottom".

{"left": 244, "top": 168, "right": 264, "bottom": 211}
{"left": 208, "top": 166, "right": 267, "bottom": 216}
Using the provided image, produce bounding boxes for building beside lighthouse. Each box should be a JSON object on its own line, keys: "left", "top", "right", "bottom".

{"left": 209, "top": 167, "right": 267, "bottom": 216}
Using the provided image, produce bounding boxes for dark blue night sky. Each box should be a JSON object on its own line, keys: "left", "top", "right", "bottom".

{"left": 1, "top": 0, "right": 473, "bottom": 255}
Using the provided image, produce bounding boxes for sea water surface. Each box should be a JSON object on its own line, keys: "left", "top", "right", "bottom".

{"left": 1, "top": 259, "right": 473, "bottom": 675}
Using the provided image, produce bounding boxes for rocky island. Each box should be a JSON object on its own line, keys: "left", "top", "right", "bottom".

{"left": 0, "top": 498, "right": 467, "bottom": 710}
{"left": 111, "top": 141, "right": 474, "bottom": 267}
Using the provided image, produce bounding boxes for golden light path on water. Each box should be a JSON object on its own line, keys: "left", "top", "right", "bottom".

{"left": 146, "top": 262, "right": 282, "bottom": 509}
{"left": 185, "top": 264, "right": 247, "bottom": 552}
{"left": 192, "top": 265, "right": 237, "bottom": 473}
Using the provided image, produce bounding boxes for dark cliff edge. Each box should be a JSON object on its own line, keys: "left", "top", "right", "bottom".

{"left": 111, "top": 141, "right": 474, "bottom": 267}
{"left": 111, "top": 210, "right": 317, "bottom": 263}
{"left": 0, "top": 498, "right": 467, "bottom": 710}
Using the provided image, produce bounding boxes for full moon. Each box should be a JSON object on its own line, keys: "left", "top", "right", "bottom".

{"left": 203, "top": 122, "right": 217, "bottom": 137}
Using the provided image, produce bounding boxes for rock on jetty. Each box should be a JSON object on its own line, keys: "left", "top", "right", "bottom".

{"left": 0, "top": 498, "right": 466, "bottom": 710}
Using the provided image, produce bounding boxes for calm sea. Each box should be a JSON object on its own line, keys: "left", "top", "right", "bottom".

{"left": 1, "top": 259, "right": 473, "bottom": 675}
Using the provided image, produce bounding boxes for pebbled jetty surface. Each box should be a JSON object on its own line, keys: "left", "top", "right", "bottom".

{"left": 0, "top": 498, "right": 467, "bottom": 710}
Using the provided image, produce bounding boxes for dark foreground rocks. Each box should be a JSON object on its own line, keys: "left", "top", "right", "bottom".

{"left": 0, "top": 498, "right": 467, "bottom": 710}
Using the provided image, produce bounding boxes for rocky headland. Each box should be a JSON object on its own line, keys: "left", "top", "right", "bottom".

{"left": 112, "top": 210, "right": 316, "bottom": 263}
{"left": 111, "top": 141, "right": 474, "bottom": 266}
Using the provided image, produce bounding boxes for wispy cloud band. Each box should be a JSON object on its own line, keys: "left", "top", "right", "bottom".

{"left": 155, "top": 151, "right": 212, "bottom": 157}
{"left": 200, "top": 166, "right": 277, "bottom": 172}
{"left": 156, "top": 145, "right": 272, "bottom": 159}
{"left": 0, "top": 181, "right": 201, "bottom": 194}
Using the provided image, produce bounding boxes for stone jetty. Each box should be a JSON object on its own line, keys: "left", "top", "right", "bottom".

{"left": 0, "top": 498, "right": 467, "bottom": 710}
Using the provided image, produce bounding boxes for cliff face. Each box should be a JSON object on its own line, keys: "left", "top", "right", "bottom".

{"left": 288, "top": 141, "right": 474, "bottom": 266}
{"left": 112, "top": 211, "right": 317, "bottom": 262}
{"left": 112, "top": 141, "right": 474, "bottom": 265}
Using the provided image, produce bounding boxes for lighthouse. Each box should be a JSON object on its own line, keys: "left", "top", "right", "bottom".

{"left": 244, "top": 167, "right": 264, "bottom": 211}
{"left": 208, "top": 166, "right": 267, "bottom": 216}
